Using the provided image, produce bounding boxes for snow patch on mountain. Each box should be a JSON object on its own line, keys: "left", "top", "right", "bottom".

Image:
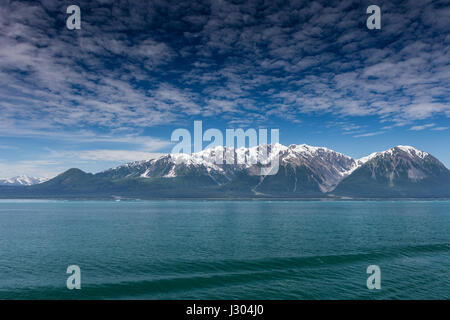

{"left": 396, "top": 145, "right": 429, "bottom": 159}
{"left": 280, "top": 144, "right": 358, "bottom": 192}
{"left": 0, "top": 175, "right": 48, "bottom": 186}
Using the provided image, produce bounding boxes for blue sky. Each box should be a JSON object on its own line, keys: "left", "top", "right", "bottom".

{"left": 0, "top": 0, "right": 449, "bottom": 178}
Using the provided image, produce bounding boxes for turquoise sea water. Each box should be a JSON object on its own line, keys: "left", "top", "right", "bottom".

{"left": 0, "top": 200, "right": 449, "bottom": 299}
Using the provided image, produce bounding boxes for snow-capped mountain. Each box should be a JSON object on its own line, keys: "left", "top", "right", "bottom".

{"left": 333, "top": 146, "right": 450, "bottom": 197}
{"left": 2, "top": 144, "right": 448, "bottom": 198}
{"left": 0, "top": 175, "right": 47, "bottom": 186}
{"left": 354, "top": 145, "right": 446, "bottom": 182}
{"left": 97, "top": 143, "right": 358, "bottom": 192}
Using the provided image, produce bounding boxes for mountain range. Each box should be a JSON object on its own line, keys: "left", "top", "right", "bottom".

{"left": 1, "top": 144, "right": 449, "bottom": 198}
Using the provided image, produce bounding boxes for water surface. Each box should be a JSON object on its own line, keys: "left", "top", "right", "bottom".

{"left": 0, "top": 200, "right": 449, "bottom": 299}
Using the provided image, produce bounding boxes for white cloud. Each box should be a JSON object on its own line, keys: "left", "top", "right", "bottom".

{"left": 53, "top": 150, "right": 164, "bottom": 162}
{"left": 409, "top": 123, "right": 436, "bottom": 131}
{"left": 431, "top": 127, "right": 449, "bottom": 131}
{"left": 2, "top": 0, "right": 449, "bottom": 133}
{"left": 354, "top": 131, "right": 385, "bottom": 138}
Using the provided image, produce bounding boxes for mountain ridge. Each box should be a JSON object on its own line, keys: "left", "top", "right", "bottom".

{"left": 1, "top": 144, "right": 449, "bottom": 198}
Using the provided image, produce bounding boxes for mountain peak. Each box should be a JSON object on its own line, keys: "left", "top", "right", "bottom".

{"left": 357, "top": 145, "right": 430, "bottom": 165}
{"left": 395, "top": 145, "right": 417, "bottom": 150}
{"left": 393, "top": 145, "right": 429, "bottom": 159}
{"left": 62, "top": 168, "right": 88, "bottom": 175}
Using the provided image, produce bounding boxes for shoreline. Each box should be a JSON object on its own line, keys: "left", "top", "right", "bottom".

{"left": 1, "top": 197, "right": 450, "bottom": 202}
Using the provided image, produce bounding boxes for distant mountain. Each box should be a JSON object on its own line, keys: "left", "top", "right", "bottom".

{"left": 332, "top": 146, "right": 450, "bottom": 197}
{"left": 96, "top": 144, "right": 358, "bottom": 196}
{"left": 1, "top": 144, "right": 449, "bottom": 198}
{"left": 0, "top": 175, "right": 47, "bottom": 186}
